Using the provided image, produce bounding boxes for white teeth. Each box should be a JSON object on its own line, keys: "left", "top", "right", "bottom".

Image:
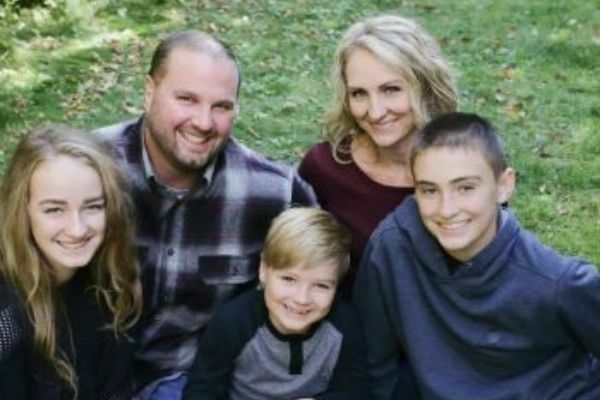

{"left": 179, "top": 130, "right": 209, "bottom": 145}
{"left": 284, "top": 305, "right": 309, "bottom": 316}
{"left": 57, "top": 240, "right": 89, "bottom": 250}
{"left": 439, "top": 221, "right": 468, "bottom": 230}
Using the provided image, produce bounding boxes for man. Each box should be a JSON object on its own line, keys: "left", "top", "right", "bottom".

{"left": 96, "top": 31, "right": 316, "bottom": 399}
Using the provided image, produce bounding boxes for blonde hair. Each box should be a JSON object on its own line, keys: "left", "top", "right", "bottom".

{"left": 0, "top": 125, "right": 142, "bottom": 396}
{"left": 325, "top": 14, "right": 459, "bottom": 161}
{"left": 262, "top": 208, "right": 351, "bottom": 280}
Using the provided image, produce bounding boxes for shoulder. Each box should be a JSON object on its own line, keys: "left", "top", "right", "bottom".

{"left": 327, "top": 299, "right": 361, "bottom": 330}
{"left": 223, "top": 139, "right": 295, "bottom": 179}
{"left": 93, "top": 117, "right": 142, "bottom": 157}
{"left": 210, "top": 289, "right": 265, "bottom": 334}
{"left": 508, "top": 227, "right": 585, "bottom": 282}
{"left": 302, "top": 141, "right": 333, "bottom": 161}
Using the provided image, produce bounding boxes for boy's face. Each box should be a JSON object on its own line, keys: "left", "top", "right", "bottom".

{"left": 413, "top": 146, "right": 514, "bottom": 262}
{"left": 259, "top": 261, "right": 338, "bottom": 335}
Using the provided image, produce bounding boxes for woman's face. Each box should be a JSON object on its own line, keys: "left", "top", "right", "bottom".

{"left": 27, "top": 156, "right": 106, "bottom": 283}
{"left": 345, "top": 48, "right": 415, "bottom": 150}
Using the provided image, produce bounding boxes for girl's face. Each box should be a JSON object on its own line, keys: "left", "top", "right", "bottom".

{"left": 345, "top": 48, "right": 415, "bottom": 150}
{"left": 27, "top": 156, "right": 106, "bottom": 283}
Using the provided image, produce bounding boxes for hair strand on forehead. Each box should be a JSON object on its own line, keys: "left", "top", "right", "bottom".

{"left": 261, "top": 208, "right": 351, "bottom": 281}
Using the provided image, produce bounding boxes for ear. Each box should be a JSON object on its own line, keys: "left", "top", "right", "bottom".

{"left": 258, "top": 260, "right": 267, "bottom": 284}
{"left": 143, "top": 75, "right": 155, "bottom": 112}
{"left": 497, "top": 167, "right": 516, "bottom": 204}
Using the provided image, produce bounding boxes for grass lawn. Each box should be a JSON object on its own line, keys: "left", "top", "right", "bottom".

{"left": 1, "top": 0, "right": 598, "bottom": 265}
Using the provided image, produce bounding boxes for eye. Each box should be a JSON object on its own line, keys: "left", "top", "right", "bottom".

{"left": 314, "top": 283, "right": 334, "bottom": 291}
{"left": 348, "top": 89, "right": 367, "bottom": 99}
{"left": 417, "top": 186, "right": 437, "bottom": 197}
{"left": 213, "top": 102, "right": 234, "bottom": 112}
{"left": 176, "top": 94, "right": 194, "bottom": 103}
{"left": 43, "top": 207, "right": 63, "bottom": 215}
{"left": 86, "top": 203, "right": 106, "bottom": 212}
{"left": 458, "top": 184, "right": 476, "bottom": 193}
{"left": 383, "top": 85, "right": 401, "bottom": 94}
{"left": 279, "top": 275, "right": 296, "bottom": 283}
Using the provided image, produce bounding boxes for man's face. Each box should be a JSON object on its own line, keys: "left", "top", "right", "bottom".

{"left": 143, "top": 47, "right": 238, "bottom": 187}
{"left": 413, "top": 146, "right": 514, "bottom": 262}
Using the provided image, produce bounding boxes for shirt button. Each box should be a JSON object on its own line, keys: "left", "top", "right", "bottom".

{"left": 167, "top": 248, "right": 174, "bottom": 256}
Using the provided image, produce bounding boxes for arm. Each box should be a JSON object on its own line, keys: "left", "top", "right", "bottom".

{"left": 0, "top": 290, "right": 29, "bottom": 397}
{"left": 96, "top": 327, "right": 136, "bottom": 400}
{"left": 352, "top": 240, "right": 419, "bottom": 400}
{"left": 557, "top": 259, "right": 600, "bottom": 355}
{"left": 291, "top": 171, "right": 318, "bottom": 207}
{"left": 315, "top": 304, "right": 368, "bottom": 400}
{"left": 183, "top": 304, "right": 245, "bottom": 400}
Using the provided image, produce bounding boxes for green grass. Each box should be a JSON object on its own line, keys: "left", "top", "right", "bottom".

{"left": 1, "top": 0, "right": 598, "bottom": 265}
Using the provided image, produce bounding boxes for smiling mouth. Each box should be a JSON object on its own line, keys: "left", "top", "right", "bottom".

{"left": 284, "top": 304, "right": 311, "bottom": 317}
{"left": 56, "top": 238, "right": 94, "bottom": 251}
{"left": 437, "top": 220, "right": 469, "bottom": 231}
{"left": 178, "top": 129, "right": 211, "bottom": 145}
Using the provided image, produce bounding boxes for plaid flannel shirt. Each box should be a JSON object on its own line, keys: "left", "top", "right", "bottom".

{"left": 96, "top": 117, "right": 317, "bottom": 386}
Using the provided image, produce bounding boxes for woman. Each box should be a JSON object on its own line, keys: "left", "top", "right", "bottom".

{"left": 0, "top": 125, "right": 142, "bottom": 399}
{"left": 299, "top": 14, "right": 458, "bottom": 295}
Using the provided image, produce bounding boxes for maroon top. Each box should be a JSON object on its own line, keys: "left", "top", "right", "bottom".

{"left": 298, "top": 141, "right": 413, "bottom": 294}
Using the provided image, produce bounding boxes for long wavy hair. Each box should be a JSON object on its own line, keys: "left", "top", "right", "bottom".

{"left": 325, "top": 14, "right": 459, "bottom": 162}
{"left": 0, "top": 125, "right": 142, "bottom": 395}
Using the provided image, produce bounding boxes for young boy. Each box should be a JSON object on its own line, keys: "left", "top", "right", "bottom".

{"left": 183, "top": 208, "right": 367, "bottom": 399}
{"left": 354, "top": 112, "right": 600, "bottom": 399}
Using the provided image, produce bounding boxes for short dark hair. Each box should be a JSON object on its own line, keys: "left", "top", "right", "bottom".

{"left": 410, "top": 112, "right": 508, "bottom": 179}
{"left": 148, "top": 30, "right": 241, "bottom": 95}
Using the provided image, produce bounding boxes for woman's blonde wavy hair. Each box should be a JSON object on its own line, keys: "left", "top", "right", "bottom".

{"left": 325, "top": 14, "right": 459, "bottom": 162}
{"left": 0, "top": 125, "right": 142, "bottom": 396}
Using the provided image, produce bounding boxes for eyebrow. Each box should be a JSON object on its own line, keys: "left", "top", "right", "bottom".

{"left": 37, "top": 196, "right": 105, "bottom": 206}
{"left": 416, "top": 176, "right": 482, "bottom": 186}
{"left": 347, "top": 79, "right": 405, "bottom": 90}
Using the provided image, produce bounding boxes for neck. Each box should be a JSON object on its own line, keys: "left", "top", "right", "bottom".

{"left": 352, "top": 134, "right": 414, "bottom": 186}
{"left": 143, "top": 129, "right": 197, "bottom": 190}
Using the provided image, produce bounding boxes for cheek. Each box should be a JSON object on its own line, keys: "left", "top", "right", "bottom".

{"left": 214, "top": 114, "right": 235, "bottom": 135}
{"left": 315, "top": 292, "right": 335, "bottom": 312}
{"left": 416, "top": 198, "right": 437, "bottom": 219}
{"left": 347, "top": 98, "right": 366, "bottom": 119}
{"left": 389, "top": 94, "right": 413, "bottom": 115}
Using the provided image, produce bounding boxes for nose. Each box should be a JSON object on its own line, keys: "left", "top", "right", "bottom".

{"left": 293, "top": 285, "right": 312, "bottom": 306}
{"left": 191, "top": 105, "right": 214, "bottom": 132}
{"left": 439, "top": 192, "right": 459, "bottom": 219}
{"left": 367, "top": 96, "right": 386, "bottom": 121}
{"left": 65, "top": 211, "right": 88, "bottom": 237}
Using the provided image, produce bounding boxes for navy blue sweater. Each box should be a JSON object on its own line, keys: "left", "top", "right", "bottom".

{"left": 354, "top": 197, "right": 600, "bottom": 400}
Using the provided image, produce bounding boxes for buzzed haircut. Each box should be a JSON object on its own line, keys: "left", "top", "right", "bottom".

{"left": 410, "top": 112, "right": 509, "bottom": 179}
{"left": 148, "top": 30, "right": 241, "bottom": 94}
{"left": 262, "top": 208, "right": 351, "bottom": 281}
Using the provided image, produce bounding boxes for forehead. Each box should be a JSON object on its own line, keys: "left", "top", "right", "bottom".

{"left": 274, "top": 262, "right": 338, "bottom": 281}
{"left": 413, "top": 146, "right": 496, "bottom": 183}
{"left": 29, "top": 156, "right": 103, "bottom": 198}
{"left": 159, "top": 48, "right": 238, "bottom": 93}
{"left": 345, "top": 48, "right": 405, "bottom": 87}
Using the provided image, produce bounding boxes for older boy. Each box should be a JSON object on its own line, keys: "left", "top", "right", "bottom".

{"left": 184, "top": 208, "right": 367, "bottom": 399}
{"left": 354, "top": 112, "right": 600, "bottom": 399}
